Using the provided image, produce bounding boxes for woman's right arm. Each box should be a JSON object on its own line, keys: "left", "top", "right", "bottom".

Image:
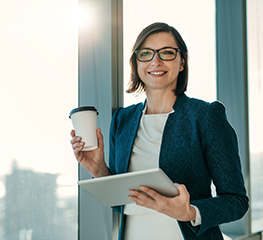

{"left": 70, "top": 128, "right": 110, "bottom": 178}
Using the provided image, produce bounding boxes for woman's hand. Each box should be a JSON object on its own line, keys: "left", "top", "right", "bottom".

{"left": 70, "top": 128, "right": 109, "bottom": 178}
{"left": 128, "top": 184, "right": 196, "bottom": 222}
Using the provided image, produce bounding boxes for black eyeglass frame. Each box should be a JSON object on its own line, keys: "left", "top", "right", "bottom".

{"left": 134, "top": 47, "right": 181, "bottom": 62}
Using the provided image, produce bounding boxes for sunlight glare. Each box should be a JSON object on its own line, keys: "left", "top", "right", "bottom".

{"left": 77, "top": 3, "right": 93, "bottom": 30}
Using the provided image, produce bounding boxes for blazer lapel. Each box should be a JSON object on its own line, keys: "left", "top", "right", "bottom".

{"left": 116, "top": 105, "right": 144, "bottom": 174}
{"left": 159, "top": 94, "right": 190, "bottom": 183}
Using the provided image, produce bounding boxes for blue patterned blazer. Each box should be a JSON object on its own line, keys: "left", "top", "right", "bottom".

{"left": 108, "top": 94, "right": 249, "bottom": 240}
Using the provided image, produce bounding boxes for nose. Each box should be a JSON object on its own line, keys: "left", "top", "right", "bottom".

{"left": 151, "top": 52, "right": 163, "bottom": 66}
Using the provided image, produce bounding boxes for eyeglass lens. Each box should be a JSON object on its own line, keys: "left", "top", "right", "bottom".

{"left": 136, "top": 48, "right": 178, "bottom": 62}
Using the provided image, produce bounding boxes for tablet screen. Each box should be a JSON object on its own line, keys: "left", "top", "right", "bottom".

{"left": 78, "top": 168, "right": 178, "bottom": 207}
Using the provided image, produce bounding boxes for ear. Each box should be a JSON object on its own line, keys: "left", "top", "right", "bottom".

{"left": 179, "top": 58, "right": 185, "bottom": 72}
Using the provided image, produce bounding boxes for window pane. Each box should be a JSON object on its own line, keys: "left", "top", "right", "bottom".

{"left": 247, "top": 0, "right": 263, "bottom": 234}
{"left": 123, "top": 0, "right": 216, "bottom": 107}
{"left": 0, "top": 0, "right": 78, "bottom": 239}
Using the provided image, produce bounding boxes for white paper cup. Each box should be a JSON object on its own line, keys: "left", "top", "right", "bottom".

{"left": 69, "top": 106, "right": 98, "bottom": 151}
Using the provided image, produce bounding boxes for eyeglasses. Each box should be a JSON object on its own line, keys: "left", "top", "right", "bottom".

{"left": 135, "top": 47, "right": 181, "bottom": 62}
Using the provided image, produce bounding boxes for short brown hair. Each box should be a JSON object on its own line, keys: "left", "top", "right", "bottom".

{"left": 126, "top": 22, "right": 189, "bottom": 96}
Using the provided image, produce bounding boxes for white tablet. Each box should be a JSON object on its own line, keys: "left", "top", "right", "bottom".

{"left": 78, "top": 168, "right": 179, "bottom": 207}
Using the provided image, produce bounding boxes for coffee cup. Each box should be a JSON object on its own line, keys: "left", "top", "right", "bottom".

{"left": 69, "top": 106, "right": 99, "bottom": 151}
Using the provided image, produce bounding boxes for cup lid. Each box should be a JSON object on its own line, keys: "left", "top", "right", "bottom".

{"left": 69, "top": 106, "right": 99, "bottom": 118}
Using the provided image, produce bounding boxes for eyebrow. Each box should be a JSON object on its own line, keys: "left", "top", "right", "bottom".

{"left": 140, "top": 46, "right": 178, "bottom": 50}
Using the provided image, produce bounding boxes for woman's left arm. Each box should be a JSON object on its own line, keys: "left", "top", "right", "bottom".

{"left": 188, "top": 101, "right": 249, "bottom": 236}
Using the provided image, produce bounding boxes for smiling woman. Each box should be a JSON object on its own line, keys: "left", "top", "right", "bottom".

{"left": 135, "top": 32, "right": 185, "bottom": 103}
{"left": 123, "top": 0, "right": 216, "bottom": 107}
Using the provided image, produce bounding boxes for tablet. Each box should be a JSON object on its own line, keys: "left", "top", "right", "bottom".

{"left": 78, "top": 168, "right": 179, "bottom": 207}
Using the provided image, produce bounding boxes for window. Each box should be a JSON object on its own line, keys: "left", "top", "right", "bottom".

{"left": 123, "top": 0, "right": 216, "bottom": 107}
{"left": 247, "top": 0, "right": 263, "bottom": 234}
{"left": 0, "top": 0, "right": 78, "bottom": 238}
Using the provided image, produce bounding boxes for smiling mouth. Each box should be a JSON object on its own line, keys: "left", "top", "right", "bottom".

{"left": 148, "top": 71, "right": 167, "bottom": 75}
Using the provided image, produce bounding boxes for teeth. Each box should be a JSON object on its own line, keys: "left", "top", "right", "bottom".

{"left": 150, "top": 72, "right": 165, "bottom": 75}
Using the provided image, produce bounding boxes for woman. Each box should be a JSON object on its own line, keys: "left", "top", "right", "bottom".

{"left": 70, "top": 22, "right": 249, "bottom": 240}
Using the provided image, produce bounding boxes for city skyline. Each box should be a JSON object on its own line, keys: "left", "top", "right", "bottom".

{"left": 0, "top": 160, "right": 77, "bottom": 239}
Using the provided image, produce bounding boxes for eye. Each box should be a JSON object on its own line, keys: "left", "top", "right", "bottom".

{"left": 161, "top": 49, "right": 175, "bottom": 55}
{"left": 139, "top": 50, "right": 152, "bottom": 57}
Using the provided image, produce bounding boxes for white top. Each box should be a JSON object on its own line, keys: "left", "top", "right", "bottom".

{"left": 124, "top": 109, "right": 185, "bottom": 240}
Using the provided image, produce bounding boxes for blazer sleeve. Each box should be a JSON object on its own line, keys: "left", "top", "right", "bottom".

{"left": 188, "top": 101, "right": 249, "bottom": 236}
{"left": 108, "top": 107, "right": 122, "bottom": 214}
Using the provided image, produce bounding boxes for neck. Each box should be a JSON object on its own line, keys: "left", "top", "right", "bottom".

{"left": 145, "top": 90, "right": 177, "bottom": 114}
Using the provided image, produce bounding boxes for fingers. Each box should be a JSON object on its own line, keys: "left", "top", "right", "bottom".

{"left": 139, "top": 186, "right": 160, "bottom": 200}
{"left": 73, "top": 145, "right": 84, "bottom": 160}
{"left": 129, "top": 184, "right": 193, "bottom": 221}
{"left": 72, "top": 138, "right": 85, "bottom": 153}
{"left": 129, "top": 190, "right": 154, "bottom": 207}
{"left": 128, "top": 196, "right": 146, "bottom": 207}
{"left": 70, "top": 129, "right": 83, "bottom": 146}
{"left": 70, "top": 128, "right": 104, "bottom": 157}
{"left": 70, "top": 130, "right": 84, "bottom": 153}
{"left": 129, "top": 187, "right": 162, "bottom": 201}
{"left": 70, "top": 134, "right": 82, "bottom": 145}
{"left": 96, "top": 128, "right": 104, "bottom": 149}
{"left": 70, "top": 129, "right": 79, "bottom": 145}
{"left": 71, "top": 128, "right": 103, "bottom": 145}
{"left": 70, "top": 129, "right": 75, "bottom": 138}
{"left": 173, "top": 182, "right": 181, "bottom": 188}
{"left": 129, "top": 187, "right": 159, "bottom": 208}
{"left": 175, "top": 184, "right": 190, "bottom": 200}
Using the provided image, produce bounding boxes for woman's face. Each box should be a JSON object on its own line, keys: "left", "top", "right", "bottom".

{"left": 137, "top": 32, "right": 184, "bottom": 94}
